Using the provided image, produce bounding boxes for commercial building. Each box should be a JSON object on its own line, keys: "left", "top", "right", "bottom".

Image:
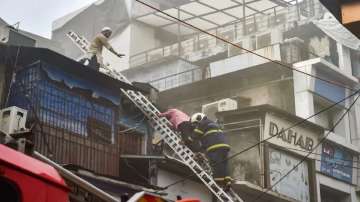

{"left": 48, "top": 0, "right": 360, "bottom": 201}
{"left": 0, "top": 17, "right": 64, "bottom": 53}
{"left": 0, "top": 28, "right": 210, "bottom": 202}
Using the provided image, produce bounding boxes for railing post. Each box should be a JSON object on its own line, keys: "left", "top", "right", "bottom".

{"left": 274, "top": 7, "right": 277, "bottom": 17}
{"left": 243, "top": 0, "right": 247, "bottom": 36}
{"left": 234, "top": 23, "right": 238, "bottom": 40}
{"left": 296, "top": 0, "right": 300, "bottom": 20}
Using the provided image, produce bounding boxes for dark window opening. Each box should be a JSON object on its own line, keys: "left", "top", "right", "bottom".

{"left": 320, "top": 185, "right": 350, "bottom": 202}
{"left": 0, "top": 177, "right": 21, "bottom": 202}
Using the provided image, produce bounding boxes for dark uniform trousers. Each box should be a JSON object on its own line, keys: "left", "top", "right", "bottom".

{"left": 207, "top": 147, "right": 231, "bottom": 182}
{"left": 192, "top": 118, "right": 232, "bottom": 183}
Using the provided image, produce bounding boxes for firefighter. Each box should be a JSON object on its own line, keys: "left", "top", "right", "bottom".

{"left": 86, "top": 27, "right": 125, "bottom": 70}
{"left": 189, "top": 113, "right": 232, "bottom": 187}
{"left": 158, "top": 109, "right": 200, "bottom": 151}
{"left": 159, "top": 109, "right": 232, "bottom": 188}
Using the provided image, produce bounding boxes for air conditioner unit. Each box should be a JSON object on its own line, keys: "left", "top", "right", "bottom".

{"left": 0, "top": 106, "right": 28, "bottom": 135}
{"left": 202, "top": 98, "right": 238, "bottom": 121}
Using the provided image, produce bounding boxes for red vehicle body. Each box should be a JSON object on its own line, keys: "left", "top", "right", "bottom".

{"left": 0, "top": 145, "right": 69, "bottom": 202}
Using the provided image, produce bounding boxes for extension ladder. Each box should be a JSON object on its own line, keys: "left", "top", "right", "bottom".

{"left": 66, "top": 31, "right": 244, "bottom": 202}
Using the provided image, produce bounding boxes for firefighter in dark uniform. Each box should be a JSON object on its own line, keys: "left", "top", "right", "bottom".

{"left": 189, "top": 113, "right": 232, "bottom": 187}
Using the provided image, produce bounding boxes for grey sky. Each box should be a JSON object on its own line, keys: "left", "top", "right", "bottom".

{"left": 0, "top": 0, "right": 97, "bottom": 38}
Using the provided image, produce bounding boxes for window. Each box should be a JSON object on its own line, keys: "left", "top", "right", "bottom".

{"left": 0, "top": 177, "right": 21, "bottom": 202}
{"left": 350, "top": 50, "right": 360, "bottom": 77}
{"left": 224, "top": 120, "right": 261, "bottom": 185}
{"left": 257, "top": 33, "right": 271, "bottom": 49}
{"left": 314, "top": 97, "right": 347, "bottom": 138}
{"left": 320, "top": 185, "right": 350, "bottom": 202}
{"left": 268, "top": 148, "right": 310, "bottom": 202}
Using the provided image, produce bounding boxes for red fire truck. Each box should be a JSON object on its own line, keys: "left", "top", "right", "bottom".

{"left": 0, "top": 144, "right": 70, "bottom": 202}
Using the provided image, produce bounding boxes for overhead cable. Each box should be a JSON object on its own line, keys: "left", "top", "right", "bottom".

{"left": 162, "top": 88, "right": 360, "bottom": 189}
{"left": 135, "top": 0, "right": 357, "bottom": 92}
{"left": 251, "top": 93, "right": 360, "bottom": 202}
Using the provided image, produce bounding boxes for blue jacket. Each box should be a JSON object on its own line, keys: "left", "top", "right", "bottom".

{"left": 193, "top": 118, "right": 230, "bottom": 152}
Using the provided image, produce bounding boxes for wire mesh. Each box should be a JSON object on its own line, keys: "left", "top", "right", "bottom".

{"left": 7, "top": 61, "right": 145, "bottom": 176}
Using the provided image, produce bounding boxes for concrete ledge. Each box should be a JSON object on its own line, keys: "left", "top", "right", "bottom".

{"left": 232, "top": 181, "right": 299, "bottom": 202}
{"left": 324, "top": 131, "right": 360, "bottom": 153}
{"left": 293, "top": 58, "right": 359, "bottom": 84}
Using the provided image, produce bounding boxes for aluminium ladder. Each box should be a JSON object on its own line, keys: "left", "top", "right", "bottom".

{"left": 66, "top": 31, "right": 244, "bottom": 202}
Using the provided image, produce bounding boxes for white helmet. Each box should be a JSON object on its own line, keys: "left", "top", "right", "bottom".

{"left": 101, "top": 27, "right": 112, "bottom": 32}
{"left": 190, "top": 113, "right": 206, "bottom": 123}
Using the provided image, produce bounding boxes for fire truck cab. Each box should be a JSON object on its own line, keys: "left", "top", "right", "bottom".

{"left": 0, "top": 144, "right": 69, "bottom": 202}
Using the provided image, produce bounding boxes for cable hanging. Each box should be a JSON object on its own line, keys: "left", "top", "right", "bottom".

{"left": 161, "top": 88, "right": 360, "bottom": 189}
{"left": 135, "top": 0, "right": 357, "bottom": 92}
{"left": 250, "top": 93, "right": 360, "bottom": 202}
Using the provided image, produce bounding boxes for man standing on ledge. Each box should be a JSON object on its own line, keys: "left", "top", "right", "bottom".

{"left": 87, "top": 27, "right": 125, "bottom": 70}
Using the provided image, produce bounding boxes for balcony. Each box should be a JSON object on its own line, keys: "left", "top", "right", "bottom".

{"left": 148, "top": 42, "right": 293, "bottom": 91}
{"left": 130, "top": 0, "right": 324, "bottom": 68}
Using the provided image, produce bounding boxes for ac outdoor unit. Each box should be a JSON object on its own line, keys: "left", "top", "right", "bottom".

{"left": 0, "top": 106, "right": 28, "bottom": 135}
{"left": 201, "top": 98, "right": 238, "bottom": 121}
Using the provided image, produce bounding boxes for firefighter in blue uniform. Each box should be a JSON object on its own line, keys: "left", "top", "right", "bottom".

{"left": 189, "top": 113, "right": 232, "bottom": 187}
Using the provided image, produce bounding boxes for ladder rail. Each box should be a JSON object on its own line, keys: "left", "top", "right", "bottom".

{"left": 124, "top": 90, "right": 239, "bottom": 202}
{"left": 66, "top": 31, "right": 244, "bottom": 202}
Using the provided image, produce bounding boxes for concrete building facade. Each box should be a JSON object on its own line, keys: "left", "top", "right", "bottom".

{"left": 51, "top": 0, "right": 360, "bottom": 201}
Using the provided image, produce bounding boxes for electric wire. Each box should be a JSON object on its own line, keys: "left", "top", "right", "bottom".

{"left": 281, "top": 146, "right": 358, "bottom": 163}
{"left": 134, "top": 0, "right": 360, "bottom": 192}
{"left": 160, "top": 88, "right": 360, "bottom": 189}
{"left": 250, "top": 93, "right": 360, "bottom": 202}
{"left": 135, "top": 0, "right": 357, "bottom": 92}
{"left": 118, "top": 116, "right": 146, "bottom": 133}
{"left": 278, "top": 149, "right": 360, "bottom": 170}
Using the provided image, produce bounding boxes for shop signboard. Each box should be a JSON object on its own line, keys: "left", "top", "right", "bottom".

{"left": 269, "top": 147, "right": 310, "bottom": 202}
{"left": 264, "top": 113, "right": 319, "bottom": 158}
{"left": 320, "top": 142, "right": 353, "bottom": 183}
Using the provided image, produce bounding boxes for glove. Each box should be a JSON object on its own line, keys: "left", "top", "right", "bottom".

{"left": 194, "top": 152, "right": 203, "bottom": 160}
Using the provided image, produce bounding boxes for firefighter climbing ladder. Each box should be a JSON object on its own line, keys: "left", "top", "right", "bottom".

{"left": 66, "top": 31, "right": 244, "bottom": 202}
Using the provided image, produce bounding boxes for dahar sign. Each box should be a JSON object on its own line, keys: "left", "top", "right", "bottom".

{"left": 264, "top": 113, "right": 319, "bottom": 157}
{"left": 269, "top": 122, "right": 315, "bottom": 151}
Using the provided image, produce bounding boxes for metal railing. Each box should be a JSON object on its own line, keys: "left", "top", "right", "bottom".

{"left": 150, "top": 67, "right": 205, "bottom": 91}
{"left": 146, "top": 39, "right": 336, "bottom": 92}
{"left": 130, "top": 0, "right": 324, "bottom": 67}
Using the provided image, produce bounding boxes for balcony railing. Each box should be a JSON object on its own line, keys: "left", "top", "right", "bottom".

{"left": 147, "top": 40, "right": 329, "bottom": 91}
{"left": 149, "top": 67, "right": 205, "bottom": 91}
{"left": 129, "top": 0, "right": 324, "bottom": 68}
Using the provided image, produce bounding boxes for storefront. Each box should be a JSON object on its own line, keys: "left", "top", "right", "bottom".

{"left": 217, "top": 104, "right": 323, "bottom": 202}
{"left": 316, "top": 141, "right": 358, "bottom": 202}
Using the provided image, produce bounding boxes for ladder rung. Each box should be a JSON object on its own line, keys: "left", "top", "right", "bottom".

{"left": 67, "top": 31, "right": 242, "bottom": 202}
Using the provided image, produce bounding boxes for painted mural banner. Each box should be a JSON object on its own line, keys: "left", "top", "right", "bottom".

{"left": 320, "top": 142, "right": 353, "bottom": 183}
{"left": 264, "top": 113, "right": 319, "bottom": 158}
{"left": 269, "top": 147, "right": 310, "bottom": 202}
